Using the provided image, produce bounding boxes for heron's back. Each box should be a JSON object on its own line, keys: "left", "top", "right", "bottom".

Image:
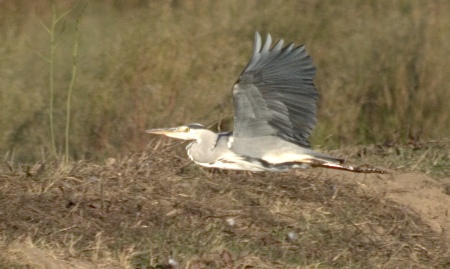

{"left": 231, "top": 136, "right": 343, "bottom": 165}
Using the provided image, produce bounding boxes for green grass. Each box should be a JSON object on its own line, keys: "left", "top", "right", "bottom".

{"left": 1, "top": 0, "right": 449, "bottom": 162}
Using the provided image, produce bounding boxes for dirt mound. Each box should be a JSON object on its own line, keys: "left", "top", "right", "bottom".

{"left": 1, "top": 150, "right": 450, "bottom": 268}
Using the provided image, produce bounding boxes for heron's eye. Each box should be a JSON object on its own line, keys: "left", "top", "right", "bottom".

{"left": 179, "top": 126, "right": 190, "bottom": 132}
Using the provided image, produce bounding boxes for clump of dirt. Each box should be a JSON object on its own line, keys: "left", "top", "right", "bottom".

{"left": 1, "top": 145, "right": 450, "bottom": 268}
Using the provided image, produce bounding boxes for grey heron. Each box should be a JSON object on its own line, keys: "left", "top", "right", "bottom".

{"left": 147, "top": 32, "right": 385, "bottom": 173}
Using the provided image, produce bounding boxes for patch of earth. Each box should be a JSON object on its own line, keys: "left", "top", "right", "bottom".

{"left": 310, "top": 169, "right": 450, "bottom": 239}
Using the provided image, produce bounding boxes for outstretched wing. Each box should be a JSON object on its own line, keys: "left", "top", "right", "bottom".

{"left": 232, "top": 32, "right": 317, "bottom": 147}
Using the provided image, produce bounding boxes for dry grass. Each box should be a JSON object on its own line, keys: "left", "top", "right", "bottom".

{"left": 326, "top": 139, "right": 450, "bottom": 178}
{"left": 1, "top": 140, "right": 450, "bottom": 268}
{"left": 0, "top": 0, "right": 449, "bottom": 161}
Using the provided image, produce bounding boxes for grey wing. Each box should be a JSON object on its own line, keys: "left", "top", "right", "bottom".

{"left": 232, "top": 32, "right": 317, "bottom": 147}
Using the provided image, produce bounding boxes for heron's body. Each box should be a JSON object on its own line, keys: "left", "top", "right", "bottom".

{"left": 184, "top": 128, "right": 341, "bottom": 172}
{"left": 147, "top": 33, "right": 386, "bottom": 173}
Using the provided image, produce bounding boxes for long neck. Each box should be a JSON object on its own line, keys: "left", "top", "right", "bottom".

{"left": 186, "top": 130, "right": 219, "bottom": 164}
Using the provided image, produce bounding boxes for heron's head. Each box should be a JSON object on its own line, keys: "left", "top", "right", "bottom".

{"left": 146, "top": 123, "right": 207, "bottom": 141}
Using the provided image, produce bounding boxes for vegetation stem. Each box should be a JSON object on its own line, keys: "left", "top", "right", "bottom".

{"left": 48, "top": 1, "right": 57, "bottom": 157}
{"left": 65, "top": 15, "right": 81, "bottom": 162}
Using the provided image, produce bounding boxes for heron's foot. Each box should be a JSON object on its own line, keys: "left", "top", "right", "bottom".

{"left": 352, "top": 164, "right": 388, "bottom": 174}
{"left": 309, "top": 159, "right": 388, "bottom": 174}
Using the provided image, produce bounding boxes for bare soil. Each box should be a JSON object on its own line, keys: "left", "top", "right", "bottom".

{"left": 310, "top": 169, "right": 450, "bottom": 238}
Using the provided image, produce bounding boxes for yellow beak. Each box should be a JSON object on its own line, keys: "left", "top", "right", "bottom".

{"left": 145, "top": 128, "right": 175, "bottom": 135}
{"left": 146, "top": 127, "right": 191, "bottom": 140}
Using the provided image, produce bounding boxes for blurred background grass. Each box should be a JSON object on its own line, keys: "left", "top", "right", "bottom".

{"left": 1, "top": 0, "right": 449, "bottom": 162}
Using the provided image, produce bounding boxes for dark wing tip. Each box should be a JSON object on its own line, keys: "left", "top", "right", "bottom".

{"left": 242, "top": 33, "right": 315, "bottom": 78}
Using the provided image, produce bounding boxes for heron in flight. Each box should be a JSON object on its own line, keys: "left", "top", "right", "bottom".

{"left": 147, "top": 32, "right": 385, "bottom": 173}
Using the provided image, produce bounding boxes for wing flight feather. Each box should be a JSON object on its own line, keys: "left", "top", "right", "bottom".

{"left": 232, "top": 32, "right": 317, "bottom": 147}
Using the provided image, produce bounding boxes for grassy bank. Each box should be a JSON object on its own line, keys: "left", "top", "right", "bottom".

{"left": 1, "top": 141, "right": 450, "bottom": 268}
